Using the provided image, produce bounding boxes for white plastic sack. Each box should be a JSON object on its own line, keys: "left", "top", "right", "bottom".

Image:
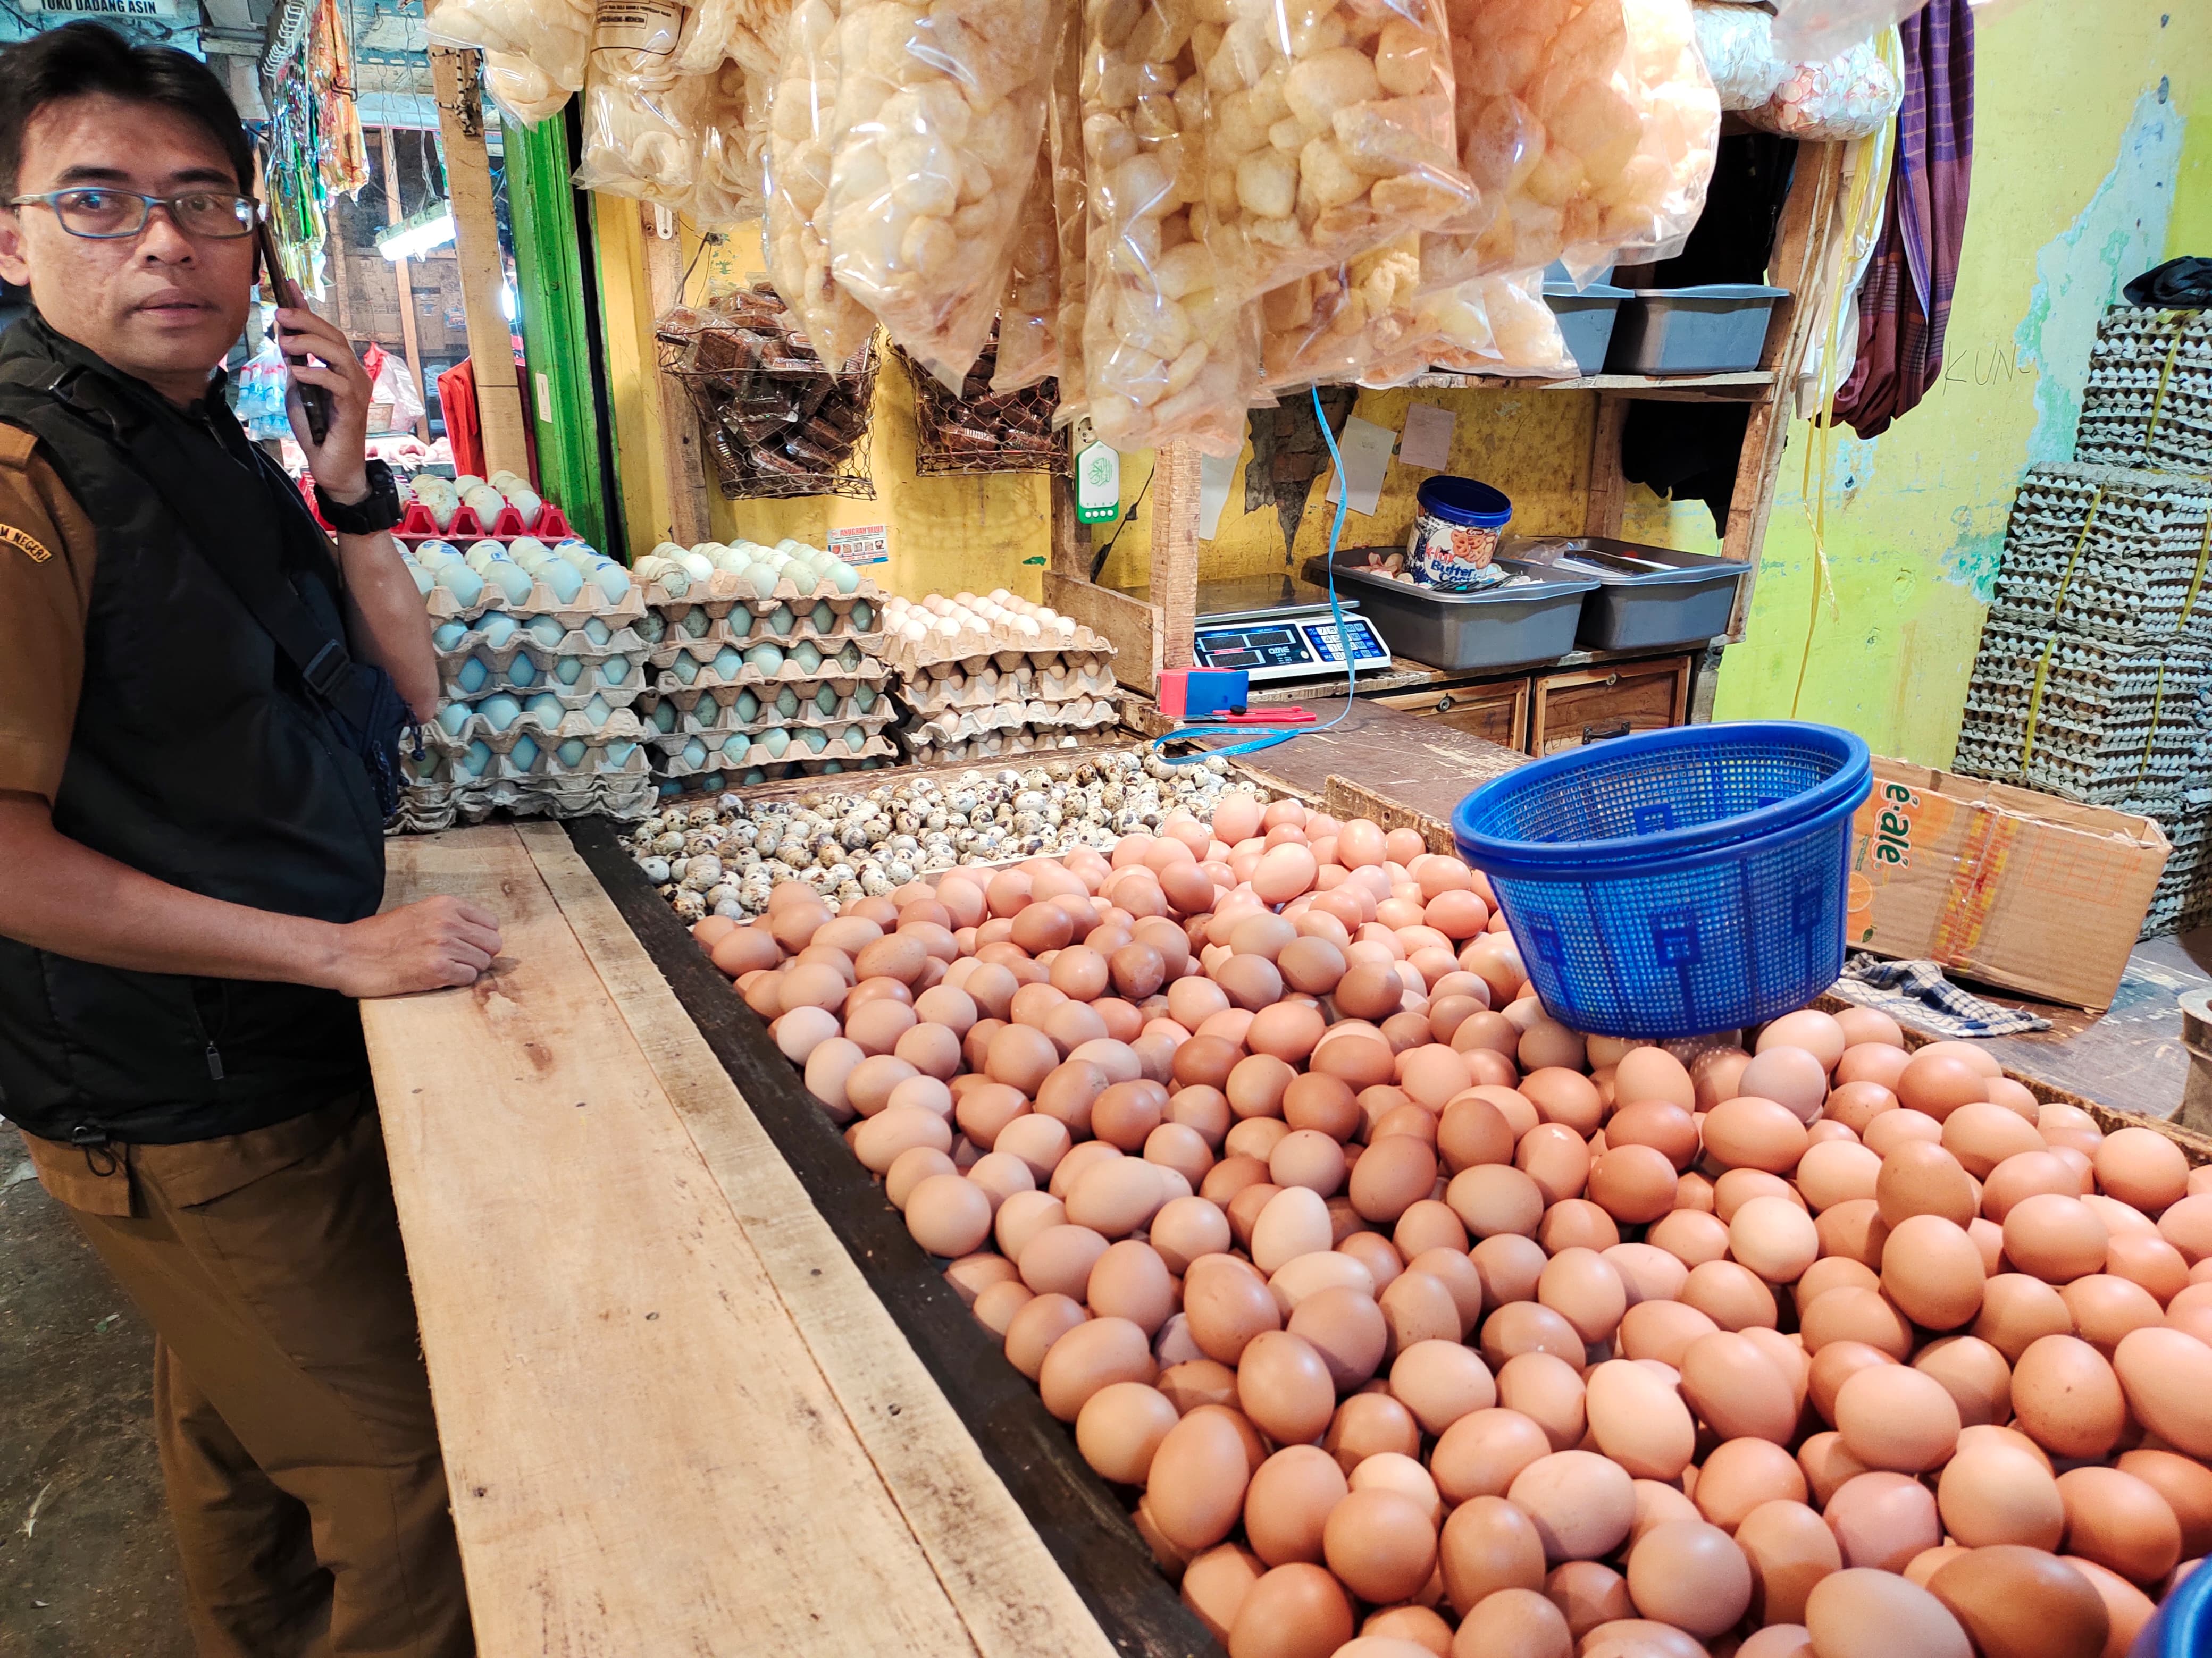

{"left": 430, "top": 0, "right": 591, "bottom": 123}
{"left": 574, "top": 0, "right": 703, "bottom": 205}
{"left": 1745, "top": 33, "right": 1900, "bottom": 141}
{"left": 1690, "top": 0, "right": 1785, "bottom": 111}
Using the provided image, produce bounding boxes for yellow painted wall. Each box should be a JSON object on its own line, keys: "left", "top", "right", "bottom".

{"left": 1699, "top": 0, "right": 2212, "bottom": 761}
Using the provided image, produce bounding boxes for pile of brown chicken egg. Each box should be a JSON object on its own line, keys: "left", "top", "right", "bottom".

{"left": 687, "top": 790, "right": 2212, "bottom": 1658}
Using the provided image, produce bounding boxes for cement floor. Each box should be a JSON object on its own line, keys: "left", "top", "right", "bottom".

{"left": 0, "top": 1150, "right": 194, "bottom": 1658}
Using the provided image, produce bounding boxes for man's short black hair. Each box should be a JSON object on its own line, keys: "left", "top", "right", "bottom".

{"left": 0, "top": 22, "right": 253, "bottom": 200}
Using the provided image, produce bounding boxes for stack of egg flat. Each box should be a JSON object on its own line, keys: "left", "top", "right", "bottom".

{"left": 404, "top": 469, "right": 547, "bottom": 536}
{"left": 2076, "top": 307, "right": 2212, "bottom": 476}
{"left": 633, "top": 538, "right": 896, "bottom": 793}
{"left": 882, "top": 590, "right": 1120, "bottom": 765}
{"left": 398, "top": 535, "right": 652, "bottom": 829}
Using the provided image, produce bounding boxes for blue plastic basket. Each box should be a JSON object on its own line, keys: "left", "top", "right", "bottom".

{"left": 2139, "top": 1554, "right": 2212, "bottom": 1656}
{"left": 1452, "top": 722, "right": 1872, "bottom": 1038}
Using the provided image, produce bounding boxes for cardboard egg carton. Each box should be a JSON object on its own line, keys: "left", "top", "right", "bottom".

{"left": 896, "top": 659, "right": 1121, "bottom": 712}
{"left": 640, "top": 684, "right": 898, "bottom": 740}
{"left": 390, "top": 769, "right": 657, "bottom": 835}
{"left": 422, "top": 579, "right": 648, "bottom": 632}
{"left": 879, "top": 621, "right": 1116, "bottom": 676}
{"left": 651, "top": 728, "right": 900, "bottom": 779}
{"left": 431, "top": 618, "right": 653, "bottom": 667}
{"left": 898, "top": 697, "right": 1122, "bottom": 748}
{"left": 897, "top": 723, "right": 1120, "bottom": 764}
{"left": 422, "top": 702, "right": 650, "bottom": 757}
{"left": 434, "top": 639, "right": 651, "bottom": 707}
{"left": 644, "top": 636, "right": 891, "bottom": 690}
{"left": 635, "top": 569, "right": 882, "bottom": 612}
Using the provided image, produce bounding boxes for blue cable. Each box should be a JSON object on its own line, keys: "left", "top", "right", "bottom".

{"left": 1152, "top": 385, "right": 1363, "bottom": 764}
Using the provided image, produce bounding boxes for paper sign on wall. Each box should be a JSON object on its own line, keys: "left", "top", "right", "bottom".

{"left": 1398, "top": 402, "right": 1457, "bottom": 472}
{"left": 1322, "top": 416, "right": 1396, "bottom": 517}
{"left": 1198, "top": 452, "right": 1237, "bottom": 540}
{"left": 828, "top": 524, "right": 889, "bottom": 566}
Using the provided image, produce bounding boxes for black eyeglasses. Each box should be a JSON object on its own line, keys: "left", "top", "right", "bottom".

{"left": 4, "top": 188, "right": 259, "bottom": 241}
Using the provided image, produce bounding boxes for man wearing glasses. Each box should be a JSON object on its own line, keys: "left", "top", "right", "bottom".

{"left": 0, "top": 23, "right": 490, "bottom": 1656}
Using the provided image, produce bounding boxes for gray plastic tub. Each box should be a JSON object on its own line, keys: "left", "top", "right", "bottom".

{"left": 1507, "top": 536, "right": 1753, "bottom": 650}
{"left": 1545, "top": 283, "right": 1631, "bottom": 375}
{"left": 1604, "top": 285, "right": 1788, "bottom": 375}
{"left": 1303, "top": 553, "right": 1599, "bottom": 670}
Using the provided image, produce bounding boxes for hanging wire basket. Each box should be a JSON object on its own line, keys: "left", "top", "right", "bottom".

{"left": 656, "top": 284, "right": 877, "bottom": 501}
{"left": 896, "top": 338, "right": 1070, "bottom": 478}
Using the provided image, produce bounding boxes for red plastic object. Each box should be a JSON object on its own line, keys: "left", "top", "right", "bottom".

{"left": 396, "top": 501, "right": 442, "bottom": 536}
{"left": 1195, "top": 705, "right": 1315, "bottom": 725}
{"left": 489, "top": 503, "right": 529, "bottom": 537}
{"left": 532, "top": 504, "right": 573, "bottom": 540}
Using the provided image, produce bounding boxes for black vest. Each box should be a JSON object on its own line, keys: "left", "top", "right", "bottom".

{"left": 0, "top": 318, "right": 383, "bottom": 1146}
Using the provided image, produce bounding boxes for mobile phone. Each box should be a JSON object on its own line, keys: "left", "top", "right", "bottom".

{"left": 255, "top": 215, "right": 332, "bottom": 445}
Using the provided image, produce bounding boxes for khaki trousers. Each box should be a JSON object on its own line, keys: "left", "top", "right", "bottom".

{"left": 21, "top": 1097, "right": 473, "bottom": 1658}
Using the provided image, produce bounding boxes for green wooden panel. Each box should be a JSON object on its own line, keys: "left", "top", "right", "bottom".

{"left": 502, "top": 113, "right": 607, "bottom": 551}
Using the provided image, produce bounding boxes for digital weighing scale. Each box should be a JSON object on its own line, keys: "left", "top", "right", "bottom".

{"left": 1189, "top": 595, "right": 1392, "bottom": 684}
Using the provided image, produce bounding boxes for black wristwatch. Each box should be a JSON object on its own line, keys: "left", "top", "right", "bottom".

{"left": 317, "top": 458, "right": 405, "bottom": 535}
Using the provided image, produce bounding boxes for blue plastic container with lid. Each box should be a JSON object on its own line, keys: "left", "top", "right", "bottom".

{"left": 1451, "top": 721, "right": 1872, "bottom": 1037}
{"left": 1407, "top": 476, "right": 1513, "bottom": 586}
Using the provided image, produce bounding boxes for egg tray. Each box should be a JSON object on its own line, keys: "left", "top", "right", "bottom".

{"left": 2004, "top": 461, "right": 2212, "bottom": 536}
{"left": 431, "top": 619, "right": 655, "bottom": 670}
{"left": 636, "top": 569, "right": 883, "bottom": 611}
{"left": 641, "top": 692, "right": 898, "bottom": 744}
{"left": 644, "top": 636, "right": 891, "bottom": 681}
{"left": 1965, "top": 623, "right": 2209, "bottom": 708}
{"left": 1952, "top": 728, "right": 2197, "bottom": 806}
{"left": 879, "top": 624, "right": 1116, "bottom": 676}
{"left": 435, "top": 642, "right": 652, "bottom": 705}
{"left": 424, "top": 579, "right": 650, "bottom": 634}
{"left": 436, "top": 667, "right": 648, "bottom": 716}
{"left": 429, "top": 736, "right": 653, "bottom": 785}
{"left": 651, "top": 730, "right": 901, "bottom": 779}
{"left": 390, "top": 770, "right": 658, "bottom": 834}
{"left": 896, "top": 725, "right": 1122, "bottom": 765}
{"left": 895, "top": 695, "right": 1122, "bottom": 745}
{"left": 895, "top": 661, "right": 1121, "bottom": 712}
{"left": 421, "top": 703, "right": 651, "bottom": 757}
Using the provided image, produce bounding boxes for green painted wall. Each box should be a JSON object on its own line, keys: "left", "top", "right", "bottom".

{"left": 1696, "top": 1, "right": 2211, "bottom": 761}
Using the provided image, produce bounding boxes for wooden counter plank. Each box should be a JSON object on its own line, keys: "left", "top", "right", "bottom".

{"left": 513, "top": 823, "right": 1123, "bottom": 1658}
{"left": 367, "top": 827, "right": 983, "bottom": 1658}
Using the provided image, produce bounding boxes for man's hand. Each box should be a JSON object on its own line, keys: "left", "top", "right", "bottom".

{"left": 327, "top": 897, "right": 504, "bottom": 999}
{"left": 273, "top": 287, "right": 374, "bottom": 502}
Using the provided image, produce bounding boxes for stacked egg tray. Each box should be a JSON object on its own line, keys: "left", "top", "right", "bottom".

{"left": 639, "top": 574, "right": 899, "bottom": 789}
{"left": 2075, "top": 306, "right": 2212, "bottom": 475}
{"left": 1952, "top": 624, "right": 2212, "bottom": 804}
{"left": 392, "top": 769, "right": 658, "bottom": 834}
{"left": 1984, "top": 462, "right": 2212, "bottom": 643}
{"left": 884, "top": 623, "right": 1121, "bottom": 766}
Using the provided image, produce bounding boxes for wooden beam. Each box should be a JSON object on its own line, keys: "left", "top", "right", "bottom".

{"left": 639, "top": 205, "right": 714, "bottom": 548}
{"left": 1583, "top": 393, "right": 1627, "bottom": 537}
{"left": 1042, "top": 569, "right": 1163, "bottom": 692}
{"left": 379, "top": 128, "right": 433, "bottom": 444}
{"left": 1722, "top": 141, "right": 1848, "bottom": 640}
{"left": 428, "top": 47, "right": 529, "bottom": 479}
{"left": 365, "top": 826, "right": 1004, "bottom": 1658}
{"left": 1050, "top": 473, "right": 1087, "bottom": 577}
{"left": 1150, "top": 440, "right": 1201, "bottom": 671}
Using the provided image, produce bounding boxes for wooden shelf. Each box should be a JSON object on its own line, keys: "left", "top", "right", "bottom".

{"left": 1399, "top": 368, "right": 1778, "bottom": 401}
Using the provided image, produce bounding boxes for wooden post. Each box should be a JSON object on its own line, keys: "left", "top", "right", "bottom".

{"left": 1721, "top": 141, "right": 1847, "bottom": 639}
{"left": 1150, "top": 440, "right": 1201, "bottom": 671}
{"left": 639, "top": 203, "right": 714, "bottom": 549}
{"left": 1582, "top": 394, "right": 1628, "bottom": 538}
{"left": 429, "top": 47, "right": 530, "bottom": 479}
{"left": 1049, "top": 474, "right": 1086, "bottom": 577}
{"left": 379, "top": 128, "right": 433, "bottom": 443}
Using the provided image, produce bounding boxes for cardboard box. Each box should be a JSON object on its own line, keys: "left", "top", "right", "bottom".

{"left": 1849, "top": 759, "right": 2170, "bottom": 1012}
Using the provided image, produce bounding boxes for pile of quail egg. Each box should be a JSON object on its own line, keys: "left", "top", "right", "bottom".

{"left": 633, "top": 750, "right": 1269, "bottom": 922}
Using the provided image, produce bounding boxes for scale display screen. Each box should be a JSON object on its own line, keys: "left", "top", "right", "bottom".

{"left": 1192, "top": 609, "right": 1392, "bottom": 683}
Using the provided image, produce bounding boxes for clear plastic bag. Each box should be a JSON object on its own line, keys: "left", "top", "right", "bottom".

{"left": 1745, "top": 33, "right": 1900, "bottom": 141}
{"left": 692, "top": 60, "right": 767, "bottom": 223}
{"left": 574, "top": 0, "right": 703, "bottom": 204}
{"left": 1194, "top": 0, "right": 1476, "bottom": 304}
{"left": 820, "top": 0, "right": 1061, "bottom": 388}
{"left": 1770, "top": 0, "right": 1918, "bottom": 62}
{"left": 1258, "top": 233, "right": 1422, "bottom": 391}
{"left": 1354, "top": 261, "right": 1576, "bottom": 385}
{"left": 1690, "top": 0, "right": 1784, "bottom": 111}
{"left": 1446, "top": 0, "right": 1717, "bottom": 284}
{"left": 1047, "top": 16, "right": 1090, "bottom": 422}
{"left": 1079, "top": 0, "right": 1258, "bottom": 455}
{"left": 767, "top": 0, "right": 879, "bottom": 366}
{"left": 991, "top": 146, "right": 1063, "bottom": 392}
{"left": 430, "top": 0, "right": 591, "bottom": 124}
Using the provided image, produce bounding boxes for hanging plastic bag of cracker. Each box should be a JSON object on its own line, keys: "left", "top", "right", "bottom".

{"left": 1360, "top": 263, "right": 1576, "bottom": 385}
{"left": 1257, "top": 233, "right": 1422, "bottom": 391}
{"left": 1046, "top": 13, "right": 1089, "bottom": 423}
{"left": 767, "top": 0, "right": 879, "bottom": 365}
{"left": 991, "top": 147, "right": 1063, "bottom": 392}
{"left": 574, "top": 0, "right": 704, "bottom": 205}
{"left": 1446, "top": 0, "right": 1716, "bottom": 285}
{"left": 1194, "top": 0, "right": 1476, "bottom": 306}
{"left": 820, "top": 0, "right": 1061, "bottom": 388}
{"left": 430, "top": 0, "right": 592, "bottom": 124}
{"left": 1080, "top": 0, "right": 1258, "bottom": 455}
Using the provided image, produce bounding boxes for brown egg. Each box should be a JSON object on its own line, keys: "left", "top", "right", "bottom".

{"left": 1865, "top": 1107, "right": 1945, "bottom": 1157}
{"left": 1800, "top": 1285, "right": 1913, "bottom": 1358}
{"left": 1582, "top": 1144, "right": 1677, "bottom": 1225}
{"left": 1806, "top": 1568, "right": 1972, "bottom": 1658}
{"left": 1076, "top": 1381, "right": 1179, "bottom": 1483}
{"left": 1323, "top": 1391, "right": 1421, "bottom": 1472}
{"left": 1544, "top": 1560, "right": 1634, "bottom": 1640}
{"left": 1438, "top": 1492, "right": 1546, "bottom": 1614}
{"left": 1613, "top": 1045, "right": 1696, "bottom": 1110}
{"left": 1448, "top": 1588, "right": 1570, "bottom": 1658}
{"left": 1471, "top": 1232, "right": 1551, "bottom": 1307}
{"left": 2004, "top": 1193, "right": 2109, "bottom": 1283}
{"left": 1159, "top": 1357, "right": 1241, "bottom": 1415}
{"left": 1876, "top": 1213, "right": 1985, "bottom": 1331}
{"left": 1825, "top": 1079, "right": 1901, "bottom": 1134}
{"left": 1236, "top": 1330, "right": 1335, "bottom": 1444}
{"left": 1704, "top": 1097, "right": 1812, "bottom": 1174}
{"left": 1322, "top": 1488, "right": 1438, "bottom": 1604}
{"left": 1185, "top": 1258, "right": 1281, "bottom": 1364}
{"left": 1681, "top": 1259, "right": 1780, "bottom": 1331}
{"left": 1741, "top": 1046, "right": 1831, "bottom": 1124}
{"left": 1509, "top": 1451, "right": 1637, "bottom": 1563}
{"left": 1834, "top": 1365, "right": 1960, "bottom": 1472}
{"left": 1626, "top": 1520, "right": 1752, "bottom": 1638}
{"left": 2104, "top": 1232, "right": 2190, "bottom": 1303}
{"left": 2096, "top": 1126, "right": 2190, "bottom": 1215}
{"left": 1242, "top": 1444, "right": 1348, "bottom": 1566}
{"left": 1578, "top": 1619, "right": 1708, "bottom": 1658}
{"left": 1003, "top": 1291, "right": 1089, "bottom": 1379}
{"left": 1912, "top": 1333, "right": 2013, "bottom": 1429}
{"left": 1496, "top": 1352, "right": 1586, "bottom": 1453}
{"left": 1390, "top": 1340, "right": 1498, "bottom": 1436}
{"left": 2062, "top": 1274, "right": 2163, "bottom": 1357}
{"left": 1284, "top": 1287, "right": 1386, "bottom": 1392}
{"left": 2057, "top": 1466, "right": 2182, "bottom": 1585}
{"left": 1431, "top": 1408, "right": 1553, "bottom": 1505}
{"left": 2161, "top": 1192, "right": 2212, "bottom": 1263}
{"left": 1734, "top": 1499, "right": 1841, "bottom": 1626}
{"left": 1982, "top": 1150, "right": 2084, "bottom": 1222}
{"left": 1699, "top": 1437, "right": 1811, "bottom": 1529}
{"left": 2117, "top": 1447, "right": 2212, "bottom": 1556}
{"left": 2012, "top": 1335, "right": 2126, "bottom": 1459}
{"left": 1618, "top": 1299, "right": 1721, "bottom": 1368}
{"left": 1649, "top": 1207, "right": 1732, "bottom": 1267}
{"left": 1876, "top": 1140, "right": 1978, "bottom": 1228}
{"left": 1149, "top": 1405, "right": 1259, "bottom": 1552}
{"left": 1972, "top": 1272, "right": 2075, "bottom": 1361}
{"left": 904, "top": 1172, "right": 994, "bottom": 1257}
{"left": 1825, "top": 1471, "right": 1943, "bottom": 1572}
{"left": 1797, "top": 1432, "right": 1872, "bottom": 1509}
{"left": 1937, "top": 1436, "right": 2065, "bottom": 1549}
{"left": 1924, "top": 1547, "right": 2111, "bottom": 1658}
{"left": 1392, "top": 1202, "right": 1464, "bottom": 1261}
{"left": 1039, "top": 1314, "right": 1157, "bottom": 1420}
{"left": 1942, "top": 1101, "right": 2047, "bottom": 1180}
{"left": 1680, "top": 1331, "right": 1798, "bottom": 1444}
{"left": 2113, "top": 1325, "right": 2212, "bottom": 1459}
{"left": 1584, "top": 1359, "right": 1695, "bottom": 1481}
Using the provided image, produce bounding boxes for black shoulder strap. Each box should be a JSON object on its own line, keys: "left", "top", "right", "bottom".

{"left": 0, "top": 358, "right": 379, "bottom": 735}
